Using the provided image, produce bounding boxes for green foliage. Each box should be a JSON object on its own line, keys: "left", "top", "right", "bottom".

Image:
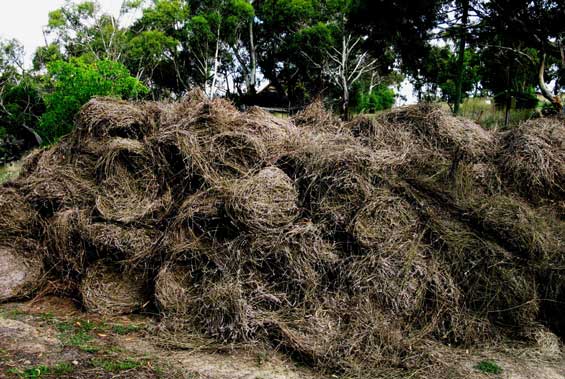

{"left": 493, "top": 88, "right": 538, "bottom": 110}
{"left": 475, "top": 359, "right": 503, "bottom": 375}
{"left": 38, "top": 58, "right": 147, "bottom": 143}
{"left": 459, "top": 97, "right": 534, "bottom": 130}
{"left": 0, "top": 77, "right": 45, "bottom": 139}
{"left": 417, "top": 46, "right": 481, "bottom": 106}
{"left": 7, "top": 363, "right": 74, "bottom": 378}
{"left": 111, "top": 323, "right": 142, "bottom": 335}
{"left": 353, "top": 85, "right": 395, "bottom": 113}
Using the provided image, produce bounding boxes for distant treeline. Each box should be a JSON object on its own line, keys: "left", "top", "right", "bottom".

{"left": 0, "top": 0, "right": 563, "bottom": 152}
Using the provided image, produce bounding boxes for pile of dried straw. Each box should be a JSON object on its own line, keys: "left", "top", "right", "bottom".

{"left": 0, "top": 94, "right": 563, "bottom": 376}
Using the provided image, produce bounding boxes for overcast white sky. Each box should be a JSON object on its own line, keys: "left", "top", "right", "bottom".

{"left": 0, "top": 0, "right": 416, "bottom": 104}
{"left": 0, "top": 0, "right": 124, "bottom": 66}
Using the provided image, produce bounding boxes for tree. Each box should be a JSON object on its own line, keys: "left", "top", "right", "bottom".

{"left": 324, "top": 33, "right": 377, "bottom": 119}
{"left": 348, "top": 0, "right": 444, "bottom": 77}
{"left": 44, "top": 1, "right": 129, "bottom": 62}
{"left": 479, "top": 0, "right": 565, "bottom": 112}
{"left": 254, "top": 0, "right": 338, "bottom": 104}
{"left": 352, "top": 83, "right": 395, "bottom": 113}
{"left": 0, "top": 39, "right": 45, "bottom": 146}
{"left": 129, "top": 0, "right": 254, "bottom": 98}
{"left": 453, "top": 0, "right": 470, "bottom": 114}
{"left": 38, "top": 58, "right": 147, "bottom": 142}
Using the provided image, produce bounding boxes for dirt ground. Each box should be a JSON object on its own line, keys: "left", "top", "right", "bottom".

{"left": 0, "top": 296, "right": 563, "bottom": 379}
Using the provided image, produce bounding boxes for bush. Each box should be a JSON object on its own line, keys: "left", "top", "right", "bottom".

{"left": 0, "top": 77, "right": 45, "bottom": 141}
{"left": 354, "top": 84, "right": 395, "bottom": 113}
{"left": 38, "top": 58, "right": 148, "bottom": 143}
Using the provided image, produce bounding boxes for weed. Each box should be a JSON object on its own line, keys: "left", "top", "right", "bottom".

{"left": 475, "top": 359, "right": 503, "bottom": 375}
{"left": 56, "top": 318, "right": 105, "bottom": 353}
{"left": 7, "top": 363, "right": 74, "bottom": 378}
{"left": 111, "top": 324, "right": 142, "bottom": 335}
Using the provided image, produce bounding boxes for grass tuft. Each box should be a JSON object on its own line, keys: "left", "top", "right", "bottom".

{"left": 475, "top": 359, "right": 503, "bottom": 375}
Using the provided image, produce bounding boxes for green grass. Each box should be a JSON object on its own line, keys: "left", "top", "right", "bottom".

{"left": 475, "top": 359, "right": 503, "bottom": 375}
{"left": 111, "top": 323, "right": 142, "bottom": 335}
{"left": 7, "top": 363, "right": 74, "bottom": 378}
{"left": 55, "top": 319, "right": 104, "bottom": 353}
{"left": 459, "top": 97, "right": 536, "bottom": 130}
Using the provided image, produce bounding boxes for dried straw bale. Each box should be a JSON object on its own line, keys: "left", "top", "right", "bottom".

{"left": 95, "top": 137, "right": 171, "bottom": 224}
{"left": 470, "top": 195, "right": 560, "bottom": 260}
{"left": 225, "top": 166, "right": 299, "bottom": 233}
{"left": 293, "top": 133, "right": 379, "bottom": 227}
{"left": 170, "top": 189, "right": 226, "bottom": 241}
{"left": 19, "top": 148, "right": 45, "bottom": 178}
{"left": 351, "top": 189, "right": 419, "bottom": 249}
{"left": 194, "top": 276, "right": 256, "bottom": 341}
{"left": 207, "top": 131, "right": 268, "bottom": 177}
{"left": 497, "top": 118, "right": 564, "bottom": 200}
{"left": 239, "top": 107, "right": 302, "bottom": 160}
{"left": 80, "top": 261, "right": 148, "bottom": 315}
{"left": 157, "top": 88, "right": 207, "bottom": 126}
{"left": 266, "top": 297, "right": 409, "bottom": 371}
{"left": 173, "top": 98, "right": 239, "bottom": 141}
{"left": 48, "top": 208, "right": 91, "bottom": 274}
{"left": 293, "top": 100, "right": 342, "bottom": 132}
{"left": 82, "top": 222, "right": 157, "bottom": 264}
{"left": 155, "top": 264, "right": 197, "bottom": 315}
{"left": 76, "top": 97, "right": 155, "bottom": 140}
{"left": 20, "top": 165, "right": 96, "bottom": 215}
{"left": 376, "top": 103, "right": 494, "bottom": 161}
{"left": 247, "top": 222, "right": 339, "bottom": 300}
{"left": 428, "top": 215, "right": 540, "bottom": 329}
{"left": 148, "top": 126, "right": 212, "bottom": 193}
{"left": 0, "top": 187, "right": 41, "bottom": 238}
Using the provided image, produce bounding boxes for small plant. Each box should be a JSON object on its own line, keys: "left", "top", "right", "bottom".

{"left": 475, "top": 359, "right": 503, "bottom": 375}
{"left": 7, "top": 363, "right": 74, "bottom": 378}
{"left": 111, "top": 324, "right": 142, "bottom": 335}
{"left": 56, "top": 318, "right": 104, "bottom": 353}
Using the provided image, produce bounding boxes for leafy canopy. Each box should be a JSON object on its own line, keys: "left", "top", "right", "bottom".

{"left": 38, "top": 58, "right": 147, "bottom": 143}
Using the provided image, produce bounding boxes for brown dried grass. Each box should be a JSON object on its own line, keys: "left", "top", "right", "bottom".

{"left": 80, "top": 261, "right": 148, "bottom": 315}
{"left": 225, "top": 166, "right": 299, "bottom": 233}
{"left": 376, "top": 103, "right": 495, "bottom": 162}
{"left": 0, "top": 187, "right": 41, "bottom": 238}
{"left": 20, "top": 165, "right": 96, "bottom": 215}
{"left": 95, "top": 137, "right": 171, "bottom": 224}
{"left": 497, "top": 117, "right": 565, "bottom": 200}
{"left": 76, "top": 97, "right": 156, "bottom": 140}
{"left": 1, "top": 96, "right": 564, "bottom": 375}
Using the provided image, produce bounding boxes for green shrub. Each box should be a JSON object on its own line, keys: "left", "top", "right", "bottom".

{"left": 475, "top": 359, "right": 503, "bottom": 375}
{"left": 38, "top": 57, "right": 148, "bottom": 143}
{"left": 354, "top": 84, "right": 395, "bottom": 113}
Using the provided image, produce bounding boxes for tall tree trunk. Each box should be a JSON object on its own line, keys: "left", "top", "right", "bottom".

{"left": 248, "top": 18, "right": 257, "bottom": 96}
{"left": 209, "top": 25, "right": 221, "bottom": 98}
{"left": 538, "top": 53, "right": 563, "bottom": 113}
{"left": 453, "top": 0, "right": 469, "bottom": 114}
{"left": 341, "top": 34, "right": 350, "bottom": 120}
